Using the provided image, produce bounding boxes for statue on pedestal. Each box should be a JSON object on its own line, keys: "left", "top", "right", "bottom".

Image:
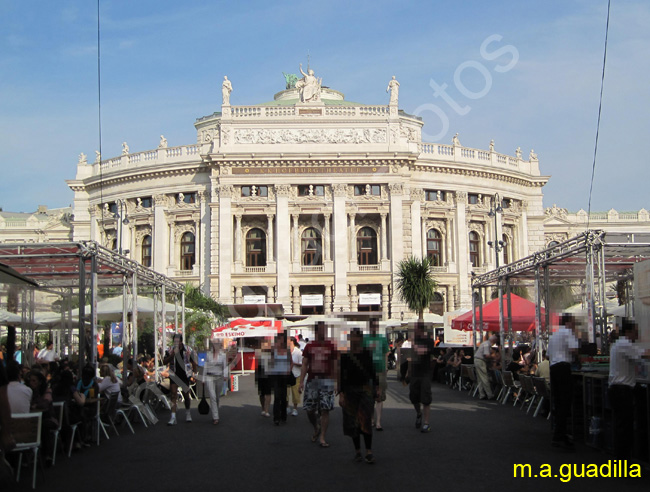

{"left": 122, "top": 142, "right": 130, "bottom": 155}
{"left": 296, "top": 63, "right": 321, "bottom": 103}
{"left": 222, "top": 76, "right": 233, "bottom": 106}
{"left": 159, "top": 135, "right": 168, "bottom": 148}
{"left": 78, "top": 153, "right": 87, "bottom": 164}
{"left": 386, "top": 76, "right": 400, "bottom": 106}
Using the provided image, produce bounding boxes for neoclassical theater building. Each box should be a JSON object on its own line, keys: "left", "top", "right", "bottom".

{"left": 62, "top": 69, "right": 648, "bottom": 318}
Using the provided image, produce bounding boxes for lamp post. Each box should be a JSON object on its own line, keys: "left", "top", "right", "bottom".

{"left": 487, "top": 193, "right": 506, "bottom": 361}
{"left": 113, "top": 199, "right": 130, "bottom": 256}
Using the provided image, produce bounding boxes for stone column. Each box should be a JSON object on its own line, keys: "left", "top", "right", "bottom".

{"left": 380, "top": 212, "right": 388, "bottom": 261}
{"left": 324, "top": 285, "right": 332, "bottom": 314}
{"left": 421, "top": 217, "right": 427, "bottom": 260}
{"left": 520, "top": 200, "right": 529, "bottom": 257}
{"left": 348, "top": 209, "right": 357, "bottom": 268}
{"left": 234, "top": 213, "right": 243, "bottom": 264}
{"left": 350, "top": 284, "right": 358, "bottom": 312}
{"left": 332, "top": 184, "right": 349, "bottom": 311}
{"left": 446, "top": 218, "right": 453, "bottom": 265}
{"left": 167, "top": 220, "right": 176, "bottom": 275}
{"left": 88, "top": 207, "right": 98, "bottom": 243}
{"left": 381, "top": 284, "right": 389, "bottom": 320}
{"left": 275, "top": 185, "right": 292, "bottom": 311}
{"left": 292, "top": 285, "right": 301, "bottom": 315}
{"left": 454, "top": 191, "right": 471, "bottom": 308}
{"left": 292, "top": 214, "right": 300, "bottom": 267}
{"left": 218, "top": 185, "right": 234, "bottom": 304}
{"left": 266, "top": 213, "right": 275, "bottom": 264}
{"left": 323, "top": 213, "right": 331, "bottom": 262}
{"left": 235, "top": 286, "right": 243, "bottom": 304}
{"left": 153, "top": 195, "right": 167, "bottom": 273}
{"left": 410, "top": 188, "right": 423, "bottom": 259}
{"left": 199, "top": 191, "right": 210, "bottom": 292}
{"left": 389, "top": 183, "right": 405, "bottom": 314}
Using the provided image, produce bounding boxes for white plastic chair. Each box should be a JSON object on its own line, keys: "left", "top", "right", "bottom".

{"left": 50, "top": 401, "right": 65, "bottom": 465}
{"left": 9, "top": 412, "right": 42, "bottom": 489}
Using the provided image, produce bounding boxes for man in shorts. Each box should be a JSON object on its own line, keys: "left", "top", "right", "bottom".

{"left": 363, "top": 317, "right": 389, "bottom": 430}
{"left": 406, "top": 321, "right": 435, "bottom": 433}
{"left": 300, "top": 321, "right": 338, "bottom": 447}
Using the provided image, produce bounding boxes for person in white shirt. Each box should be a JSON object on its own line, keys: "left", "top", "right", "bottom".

{"left": 6, "top": 362, "right": 32, "bottom": 414}
{"left": 203, "top": 340, "right": 228, "bottom": 425}
{"left": 288, "top": 337, "right": 303, "bottom": 416}
{"left": 608, "top": 318, "right": 650, "bottom": 459}
{"left": 37, "top": 340, "right": 58, "bottom": 364}
{"left": 547, "top": 313, "right": 579, "bottom": 448}
{"left": 474, "top": 335, "right": 496, "bottom": 400}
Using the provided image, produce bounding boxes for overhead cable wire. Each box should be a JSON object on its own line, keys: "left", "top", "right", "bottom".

{"left": 587, "top": 0, "right": 611, "bottom": 229}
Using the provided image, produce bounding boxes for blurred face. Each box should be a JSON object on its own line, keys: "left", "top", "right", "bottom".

{"left": 369, "top": 320, "right": 379, "bottom": 335}
{"left": 29, "top": 375, "right": 39, "bottom": 390}
{"left": 316, "top": 322, "right": 326, "bottom": 340}
{"left": 349, "top": 332, "right": 362, "bottom": 350}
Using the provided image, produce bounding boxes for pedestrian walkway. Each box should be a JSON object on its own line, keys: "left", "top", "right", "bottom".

{"left": 33, "top": 373, "right": 648, "bottom": 492}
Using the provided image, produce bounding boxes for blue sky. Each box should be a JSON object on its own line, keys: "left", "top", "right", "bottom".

{"left": 1, "top": 0, "right": 648, "bottom": 213}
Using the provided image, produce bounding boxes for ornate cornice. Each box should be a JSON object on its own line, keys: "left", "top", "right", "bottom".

{"left": 412, "top": 162, "right": 548, "bottom": 188}
{"left": 83, "top": 165, "right": 206, "bottom": 191}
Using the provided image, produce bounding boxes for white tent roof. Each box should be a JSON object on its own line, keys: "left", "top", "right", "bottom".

{"left": 72, "top": 295, "right": 182, "bottom": 321}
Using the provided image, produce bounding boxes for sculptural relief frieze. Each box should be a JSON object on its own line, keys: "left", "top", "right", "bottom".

{"left": 233, "top": 128, "right": 387, "bottom": 145}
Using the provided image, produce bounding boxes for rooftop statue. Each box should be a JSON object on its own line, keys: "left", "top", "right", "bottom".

{"left": 122, "top": 142, "right": 130, "bottom": 155}
{"left": 159, "top": 135, "right": 168, "bottom": 148}
{"left": 295, "top": 63, "right": 321, "bottom": 103}
{"left": 283, "top": 72, "right": 299, "bottom": 90}
{"left": 222, "top": 76, "right": 233, "bottom": 106}
{"left": 386, "top": 76, "right": 400, "bottom": 106}
{"left": 78, "top": 153, "right": 87, "bottom": 164}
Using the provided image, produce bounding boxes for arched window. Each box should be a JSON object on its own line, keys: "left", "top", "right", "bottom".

{"left": 548, "top": 240, "right": 559, "bottom": 248}
{"left": 180, "top": 232, "right": 195, "bottom": 271}
{"left": 142, "top": 235, "right": 152, "bottom": 267}
{"left": 357, "top": 227, "right": 378, "bottom": 265}
{"left": 469, "top": 231, "right": 480, "bottom": 267}
{"left": 426, "top": 229, "right": 442, "bottom": 266}
{"left": 502, "top": 234, "right": 509, "bottom": 265}
{"left": 246, "top": 228, "right": 266, "bottom": 267}
{"left": 301, "top": 228, "right": 322, "bottom": 266}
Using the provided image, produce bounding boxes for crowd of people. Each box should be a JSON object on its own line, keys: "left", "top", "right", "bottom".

{"left": 1, "top": 312, "right": 648, "bottom": 480}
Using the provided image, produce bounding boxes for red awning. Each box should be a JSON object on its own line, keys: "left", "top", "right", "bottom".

{"left": 451, "top": 294, "right": 556, "bottom": 332}
{"left": 212, "top": 318, "right": 283, "bottom": 338}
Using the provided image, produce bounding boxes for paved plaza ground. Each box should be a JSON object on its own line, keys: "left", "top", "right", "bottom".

{"left": 24, "top": 373, "right": 650, "bottom": 492}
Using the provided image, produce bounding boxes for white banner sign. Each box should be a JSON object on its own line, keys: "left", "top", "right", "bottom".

{"left": 301, "top": 294, "right": 324, "bottom": 306}
{"left": 358, "top": 293, "right": 381, "bottom": 305}
{"left": 243, "top": 295, "right": 266, "bottom": 304}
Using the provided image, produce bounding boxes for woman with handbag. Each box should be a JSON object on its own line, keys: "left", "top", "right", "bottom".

{"left": 203, "top": 340, "right": 228, "bottom": 425}
{"left": 288, "top": 337, "right": 302, "bottom": 417}
{"left": 338, "top": 328, "right": 378, "bottom": 464}
{"left": 267, "top": 332, "right": 291, "bottom": 426}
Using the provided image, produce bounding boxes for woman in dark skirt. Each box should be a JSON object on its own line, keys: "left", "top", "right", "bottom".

{"left": 338, "top": 328, "right": 379, "bottom": 464}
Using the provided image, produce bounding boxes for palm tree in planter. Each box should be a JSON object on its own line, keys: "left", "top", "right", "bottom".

{"left": 395, "top": 255, "right": 438, "bottom": 321}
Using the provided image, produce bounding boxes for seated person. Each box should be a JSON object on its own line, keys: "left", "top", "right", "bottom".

{"left": 28, "top": 370, "right": 57, "bottom": 461}
{"left": 6, "top": 361, "right": 32, "bottom": 414}
{"left": 97, "top": 365, "right": 122, "bottom": 404}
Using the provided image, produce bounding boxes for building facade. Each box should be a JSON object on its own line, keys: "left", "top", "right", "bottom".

{"left": 59, "top": 72, "right": 647, "bottom": 318}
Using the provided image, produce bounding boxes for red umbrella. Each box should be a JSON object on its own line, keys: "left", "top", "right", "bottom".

{"left": 451, "top": 294, "right": 556, "bottom": 332}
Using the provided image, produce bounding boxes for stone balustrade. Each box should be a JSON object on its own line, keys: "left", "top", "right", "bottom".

{"left": 418, "top": 142, "right": 536, "bottom": 175}
{"left": 93, "top": 145, "right": 202, "bottom": 176}
{"left": 227, "top": 105, "right": 390, "bottom": 119}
